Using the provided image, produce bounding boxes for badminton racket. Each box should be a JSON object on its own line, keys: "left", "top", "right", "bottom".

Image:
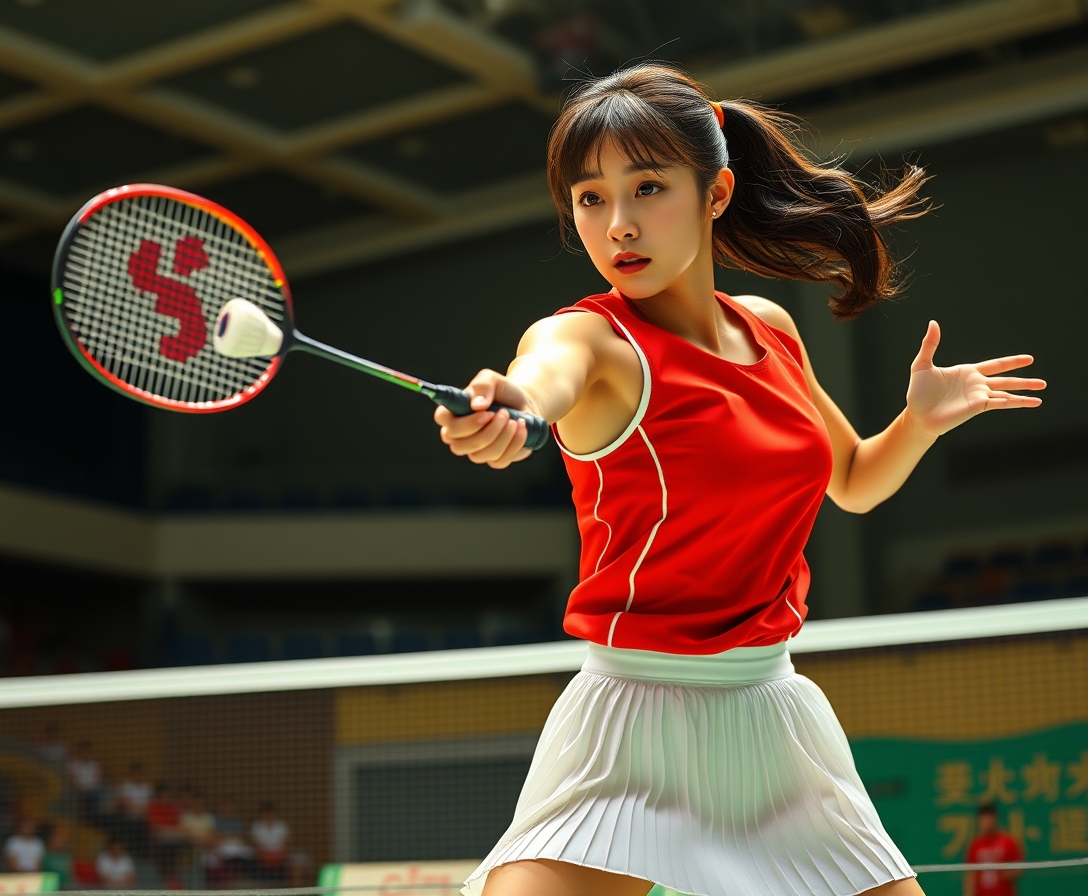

{"left": 50, "top": 183, "right": 549, "bottom": 450}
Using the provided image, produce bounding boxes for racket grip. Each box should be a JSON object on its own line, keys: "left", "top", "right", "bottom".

{"left": 428, "top": 384, "right": 550, "bottom": 451}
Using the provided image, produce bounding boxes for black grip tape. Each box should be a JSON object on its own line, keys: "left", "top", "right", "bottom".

{"left": 429, "top": 384, "right": 550, "bottom": 451}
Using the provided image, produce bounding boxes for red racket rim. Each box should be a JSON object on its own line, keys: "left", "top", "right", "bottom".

{"left": 52, "top": 183, "right": 292, "bottom": 413}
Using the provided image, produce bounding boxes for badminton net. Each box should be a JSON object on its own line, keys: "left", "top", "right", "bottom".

{"left": 0, "top": 597, "right": 1084, "bottom": 896}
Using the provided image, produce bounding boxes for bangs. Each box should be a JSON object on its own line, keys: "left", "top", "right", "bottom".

{"left": 549, "top": 90, "right": 697, "bottom": 209}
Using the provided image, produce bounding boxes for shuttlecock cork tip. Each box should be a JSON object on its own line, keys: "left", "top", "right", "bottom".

{"left": 213, "top": 298, "right": 284, "bottom": 358}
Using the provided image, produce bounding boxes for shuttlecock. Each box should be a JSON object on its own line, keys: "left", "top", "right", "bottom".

{"left": 214, "top": 298, "right": 284, "bottom": 358}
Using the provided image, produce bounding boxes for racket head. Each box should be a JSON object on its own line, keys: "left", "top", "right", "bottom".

{"left": 52, "top": 183, "right": 293, "bottom": 413}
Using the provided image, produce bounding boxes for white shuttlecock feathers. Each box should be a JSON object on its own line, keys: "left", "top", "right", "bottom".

{"left": 213, "top": 298, "right": 284, "bottom": 358}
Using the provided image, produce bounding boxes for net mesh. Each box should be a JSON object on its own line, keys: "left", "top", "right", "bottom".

{"left": 59, "top": 194, "right": 287, "bottom": 407}
{"left": 0, "top": 618, "right": 1084, "bottom": 895}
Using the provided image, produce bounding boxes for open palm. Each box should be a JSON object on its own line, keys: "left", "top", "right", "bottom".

{"left": 906, "top": 321, "right": 1046, "bottom": 438}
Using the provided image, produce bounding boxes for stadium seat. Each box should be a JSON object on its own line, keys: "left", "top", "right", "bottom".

{"left": 337, "top": 633, "right": 377, "bottom": 656}
{"left": 283, "top": 633, "right": 324, "bottom": 660}
{"left": 227, "top": 633, "right": 270, "bottom": 664}
{"left": 1010, "top": 580, "right": 1056, "bottom": 602}
{"left": 1034, "top": 542, "right": 1075, "bottom": 566}
{"left": 914, "top": 591, "right": 954, "bottom": 612}
{"left": 943, "top": 553, "right": 982, "bottom": 578}
{"left": 1063, "top": 574, "right": 1088, "bottom": 598}
{"left": 442, "top": 629, "right": 482, "bottom": 650}
{"left": 167, "top": 634, "right": 216, "bottom": 667}
{"left": 391, "top": 631, "right": 429, "bottom": 653}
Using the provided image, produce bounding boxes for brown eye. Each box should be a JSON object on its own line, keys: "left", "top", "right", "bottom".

{"left": 578, "top": 192, "right": 601, "bottom": 207}
{"left": 636, "top": 182, "right": 661, "bottom": 196}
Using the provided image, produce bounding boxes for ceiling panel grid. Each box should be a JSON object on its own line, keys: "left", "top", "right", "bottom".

{"left": 0, "top": 0, "right": 1083, "bottom": 278}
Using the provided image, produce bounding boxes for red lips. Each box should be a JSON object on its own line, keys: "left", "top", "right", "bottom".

{"left": 613, "top": 252, "right": 650, "bottom": 274}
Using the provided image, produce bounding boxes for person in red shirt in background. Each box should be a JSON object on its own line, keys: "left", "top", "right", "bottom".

{"left": 965, "top": 804, "right": 1023, "bottom": 896}
{"left": 146, "top": 782, "right": 183, "bottom": 887}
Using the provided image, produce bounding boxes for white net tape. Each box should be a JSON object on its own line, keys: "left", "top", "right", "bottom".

{"left": 60, "top": 194, "right": 288, "bottom": 406}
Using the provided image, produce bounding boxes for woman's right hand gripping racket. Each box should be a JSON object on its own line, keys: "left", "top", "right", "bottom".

{"left": 51, "top": 183, "right": 548, "bottom": 450}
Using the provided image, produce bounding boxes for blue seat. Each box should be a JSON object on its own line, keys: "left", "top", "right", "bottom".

{"left": 1010, "top": 580, "right": 1056, "bottom": 603}
{"left": 167, "top": 634, "right": 216, "bottom": 667}
{"left": 914, "top": 591, "right": 953, "bottom": 612}
{"left": 337, "top": 633, "right": 377, "bottom": 656}
{"left": 391, "top": 631, "right": 429, "bottom": 653}
{"left": 1034, "top": 543, "right": 1074, "bottom": 566}
{"left": 442, "top": 629, "right": 482, "bottom": 650}
{"left": 989, "top": 548, "right": 1027, "bottom": 570}
{"left": 943, "top": 554, "right": 982, "bottom": 578}
{"left": 1064, "top": 575, "right": 1088, "bottom": 598}
{"left": 227, "top": 634, "right": 270, "bottom": 664}
{"left": 283, "top": 633, "right": 324, "bottom": 660}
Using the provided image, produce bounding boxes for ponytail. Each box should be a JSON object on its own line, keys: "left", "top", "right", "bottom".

{"left": 712, "top": 100, "right": 929, "bottom": 319}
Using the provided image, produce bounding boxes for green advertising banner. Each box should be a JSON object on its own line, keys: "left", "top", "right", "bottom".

{"left": 853, "top": 722, "right": 1088, "bottom": 896}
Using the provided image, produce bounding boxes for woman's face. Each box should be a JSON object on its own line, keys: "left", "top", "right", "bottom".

{"left": 571, "top": 140, "right": 712, "bottom": 299}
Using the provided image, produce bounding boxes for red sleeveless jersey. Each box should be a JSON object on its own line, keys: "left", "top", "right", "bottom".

{"left": 554, "top": 291, "right": 834, "bottom": 654}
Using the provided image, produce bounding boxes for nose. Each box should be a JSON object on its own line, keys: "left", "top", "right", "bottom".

{"left": 607, "top": 201, "right": 638, "bottom": 242}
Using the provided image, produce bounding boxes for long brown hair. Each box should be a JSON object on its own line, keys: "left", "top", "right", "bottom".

{"left": 546, "top": 63, "right": 930, "bottom": 320}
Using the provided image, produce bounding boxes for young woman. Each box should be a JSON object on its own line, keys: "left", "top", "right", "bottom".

{"left": 435, "top": 64, "right": 1045, "bottom": 896}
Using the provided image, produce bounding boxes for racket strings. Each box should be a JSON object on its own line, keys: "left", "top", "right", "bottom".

{"left": 60, "top": 194, "right": 287, "bottom": 406}
{"left": 76, "top": 202, "right": 271, "bottom": 400}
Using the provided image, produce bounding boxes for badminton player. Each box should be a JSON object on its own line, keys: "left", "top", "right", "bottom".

{"left": 435, "top": 64, "right": 1045, "bottom": 896}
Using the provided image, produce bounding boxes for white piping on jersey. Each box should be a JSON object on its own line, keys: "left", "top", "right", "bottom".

{"left": 592, "top": 459, "right": 612, "bottom": 574}
{"left": 606, "top": 612, "right": 621, "bottom": 647}
{"left": 606, "top": 425, "right": 667, "bottom": 647}
{"left": 556, "top": 310, "right": 652, "bottom": 462}
{"left": 785, "top": 594, "right": 804, "bottom": 632}
{"left": 626, "top": 425, "right": 667, "bottom": 611}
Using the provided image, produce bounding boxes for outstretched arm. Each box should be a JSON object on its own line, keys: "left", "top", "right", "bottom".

{"left": 738, "top": 299, "right": 1046, "bottom": 513}
{"left": 433, "top": 311, "right": 612, "bottom": 469}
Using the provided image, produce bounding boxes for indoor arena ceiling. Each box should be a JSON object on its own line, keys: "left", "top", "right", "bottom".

{"left": 0, "top": 0, "right": 1086, "bottom": 280}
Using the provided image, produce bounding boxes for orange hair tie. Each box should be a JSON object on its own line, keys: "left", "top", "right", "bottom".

{"left": 709, "top": 101, "right": 724, "bottom": 128}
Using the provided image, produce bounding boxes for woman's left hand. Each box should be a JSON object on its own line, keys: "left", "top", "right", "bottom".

{"left": 905, "top": 320, "right": 1046, "bottom": 440}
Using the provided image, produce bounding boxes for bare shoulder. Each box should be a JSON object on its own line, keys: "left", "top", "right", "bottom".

{"left": 518, "top": 308, "right": 624, "bottom": 355}
{"left": 730, "top": 294, "right": 802, "bottom": 342}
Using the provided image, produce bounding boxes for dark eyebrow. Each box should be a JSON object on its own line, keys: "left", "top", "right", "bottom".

{"left": 571, "top": 169, "right": 602, "bottom": 186}
{"left": 571, "top": 162, "right": 673, "bottom": 187}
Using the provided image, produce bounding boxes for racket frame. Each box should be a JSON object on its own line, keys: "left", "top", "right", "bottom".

{"left": 51, "top": 183, "right": 289, "bottom": 413}
{"left": 53, "top": 183, "right": 550, "bottom": 449}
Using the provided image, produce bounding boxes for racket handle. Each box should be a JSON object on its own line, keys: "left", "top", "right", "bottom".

{"left": 427, "top": 384, "right": 550, "bottom": 451}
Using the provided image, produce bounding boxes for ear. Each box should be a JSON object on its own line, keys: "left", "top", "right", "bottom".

{"left": 708, "top": 167, "right": 734, "bottom": 219}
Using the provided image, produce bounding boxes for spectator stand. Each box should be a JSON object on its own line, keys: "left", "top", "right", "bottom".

{"left": 913, "top": 535, "right": 1088, "bottom": 612}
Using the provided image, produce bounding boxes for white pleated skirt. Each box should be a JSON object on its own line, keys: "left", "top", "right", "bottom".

{"left": 462, "top": 642, "right": 914, "bottom": 896}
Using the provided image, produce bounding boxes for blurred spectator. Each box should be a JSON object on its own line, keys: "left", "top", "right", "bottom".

{"left": 95, "top": 840, "right": 137, "bottom": 888}
{"left": 179, "top": 789, "right": 216, "bottom": 847}
{"left": 4, "top": 818, "right": 44, "bottom": 872}
{"left": 41, "top": 822, "right": 72, "bottom": 887}
{"left": 117, "top": 762, "right": 153, "bottom": 820}
{"left": 67, "top": 741, "right": 103, "bottom": 821}
{"left": 147, "top": 782, "right": 183, "bottom": 885}
{"left": 251, "top": 801, "right": 289, "bottom": 884}
{"left": 35, "top": 723, "right": 67, "bottom": 767}
{"left": 205, "top": 801, "right": 254, "bottom": 887}
{"left": 965, "top": 803, "right": 1023, "bottom": 896}
{"left": 113, "top": 762, "right": 152, "bottom": 854}
{"left": 288, "top": 850, "right": 314, "bottom": 888}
